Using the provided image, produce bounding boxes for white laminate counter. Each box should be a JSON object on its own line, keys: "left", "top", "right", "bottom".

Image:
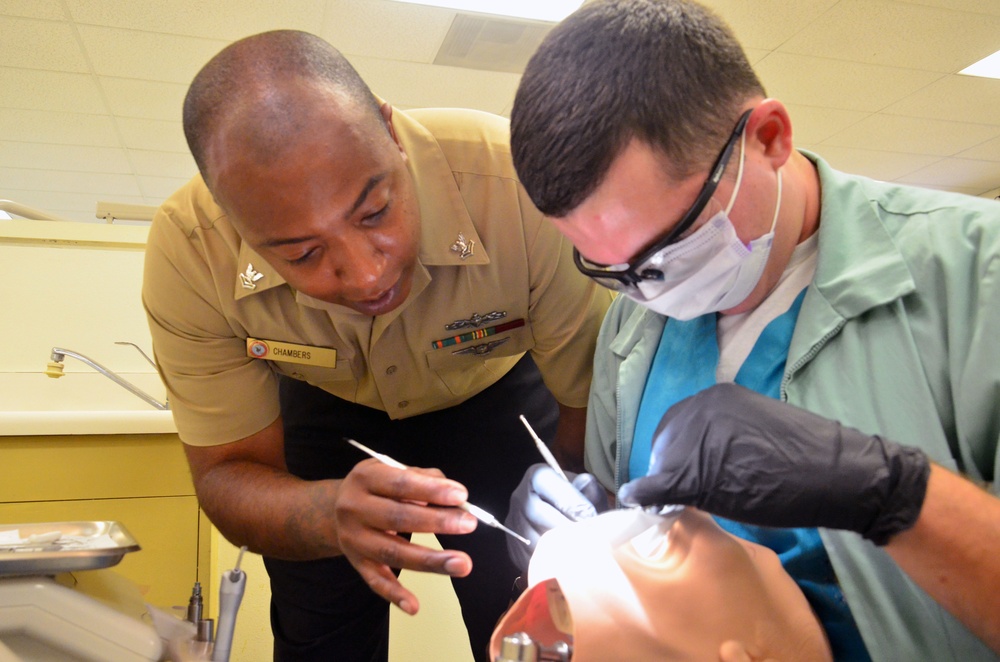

{"left": 0, "top": 372, "right": 176, "bottom": 436}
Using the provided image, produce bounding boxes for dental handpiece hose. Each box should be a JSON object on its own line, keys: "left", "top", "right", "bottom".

{"left": 212, "top": 545, "right": 248, "bottom": 662}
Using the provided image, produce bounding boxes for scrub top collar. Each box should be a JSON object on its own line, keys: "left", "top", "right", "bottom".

{"left": 804, "top": 150, "right": 915, "bottom": 320}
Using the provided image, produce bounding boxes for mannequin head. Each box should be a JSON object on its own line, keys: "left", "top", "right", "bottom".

{"left": 491, "top": 508, "right": 832, "bottom": 661}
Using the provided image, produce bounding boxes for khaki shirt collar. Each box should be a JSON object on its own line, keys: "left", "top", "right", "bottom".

{"left": 389, "top": 104, "right": 490, "bottom": 268}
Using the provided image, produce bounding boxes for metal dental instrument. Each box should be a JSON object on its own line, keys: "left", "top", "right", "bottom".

{"left": 345, "top": 438, "right": 530, "bottom": 545}
{"left": 519, "top": 415, "right": 569, "bottom": 482}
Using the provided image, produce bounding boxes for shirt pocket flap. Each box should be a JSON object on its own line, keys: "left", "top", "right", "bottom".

{"left": 425, "top": 328, "right": 532, "bottom": 396}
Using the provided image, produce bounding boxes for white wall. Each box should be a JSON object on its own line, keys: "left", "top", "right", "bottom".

{"left": 0, "top": 221, "right": 157, "bottom": 378}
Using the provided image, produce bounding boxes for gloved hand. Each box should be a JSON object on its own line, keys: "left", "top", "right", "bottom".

{"left": 505, "top": 464, "right": 609, "bottom": 572}
{"left": 618, "top": 383, "right": 931, "bottom": 546}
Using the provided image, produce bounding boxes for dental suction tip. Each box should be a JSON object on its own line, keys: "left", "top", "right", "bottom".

{"left": 45, "top": 361, "right": 65, "bottom": 378}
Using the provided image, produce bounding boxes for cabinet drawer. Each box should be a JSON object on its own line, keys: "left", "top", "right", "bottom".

{"left": 0, "top": 433, "right": 193, "bottom": 502}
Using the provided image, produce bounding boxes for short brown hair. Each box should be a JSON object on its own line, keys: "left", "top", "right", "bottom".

{"left": 510, "top": 0, "right": 764, "bottom": 217}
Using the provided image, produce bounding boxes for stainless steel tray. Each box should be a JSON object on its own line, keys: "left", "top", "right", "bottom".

{"left": 0, "top": 521, "right": 141, "bottom": 576}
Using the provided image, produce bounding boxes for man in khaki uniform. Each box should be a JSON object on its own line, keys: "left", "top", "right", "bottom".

{"left": 142, "top": 30, "right": 610, "bottom": 662}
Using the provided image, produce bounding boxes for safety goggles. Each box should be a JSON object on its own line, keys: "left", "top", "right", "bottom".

{"left": 573, "top": 109, "right": 753, "bottom": 293}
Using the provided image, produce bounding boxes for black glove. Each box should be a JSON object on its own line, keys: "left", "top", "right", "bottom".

{"left": 505, "top": 464, "right": 609, "bottom": 572}
{"left": 618, "top": 383, "right": 930, "bottom": 546}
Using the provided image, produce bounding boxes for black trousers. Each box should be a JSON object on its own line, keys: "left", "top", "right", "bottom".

{"left": 266, "top": 355, "right": 559, "bottom": 662}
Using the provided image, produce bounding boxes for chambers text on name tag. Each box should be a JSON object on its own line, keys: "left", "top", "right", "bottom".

{"left": 246, "top": 338, "right": 338, "bottom": 367}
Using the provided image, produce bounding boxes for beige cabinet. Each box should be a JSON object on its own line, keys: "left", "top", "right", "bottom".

{"left": 0, "top": 433, "right": 210, "bottom": 612}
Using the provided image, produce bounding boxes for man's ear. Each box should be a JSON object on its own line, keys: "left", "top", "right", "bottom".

{"left": 380, "top": 102, "right": 406, "bottom": 159}
{"left": 747, "top": 99, "right": 793, "bottom": 170}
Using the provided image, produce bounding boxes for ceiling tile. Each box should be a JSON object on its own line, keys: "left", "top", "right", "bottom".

{"left": 755, "top": 52, "right": 942, "bottom": 112}
{"left": 75, "top": 26, "right": 227, "bottom": 84}
{"left": 1, "top": 167, "right": 142, "bottom": 198}
{"left": 897, "top": 157, "right": 1000, "bottom": 191}
{"left": 703, "top": 0, "right": 840, "bottom": 50}
{"left": 778, "top": 0, "right": 1000, "bottom": 73}
{"left": 918, "top": 184, "right": 991, "bottom": 196}
{"left": 322, "top": 0, "right": 455, "bottom": 62}
{"left": 803, "top": 144, "right": 940, "bottom": 181}
{"left": 956, "top": 134, "right": 1000, "bottom": 161}
{"left": 2, "top": 0, "right": 999, "bottom": 215}
{"left": 781, "top": 104, "right": 870, "bottom": 144}
{"left": 0, "top": 142, "right": 132, "bottom": 174}
{"left": 99, "top": 77, "right": 188, "bottom": 121}
{"left": 128, "top": 150, "right": 197, "bottom": 179}
{"left": 349, "top": 55, "right": 519, "bottom": 114}
{"left": 1, "top": 108, "right": 119, "bottom": 147}
{"left": 0, "top": 67, "right": 106, "bottom": 114}
{"left": 0, "top": 1, "right": 68, "bottom": 20}
{"left": 898, "top": 0, "right": 1000, "bottom": 17}
{"left": 138, "top": 175, "right": 192, "bottom": 202}
{"left": 742, "top": 47, "right": 770, "bottom": 67}
{"left": 64, "top": 0, "right": 325, "bottom": 41}
{"left": 882, "top": 74, "right": 1000, "bottom": 126}
{"left": 115, "top": 118, "right": 189, "bottom": 153}
{"left": 0, "top": 17, "right": 89, "bottom": 73}
{"left": 822, "top": 113, "right": 1000, "bottom": 156}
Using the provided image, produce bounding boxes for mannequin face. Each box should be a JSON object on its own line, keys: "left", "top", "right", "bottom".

{"left": 491, "top": 508, "right": 832, "bottom": 662}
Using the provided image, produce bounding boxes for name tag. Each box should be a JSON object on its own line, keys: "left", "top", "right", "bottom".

{"left": 246, "top": 338, "right": 338, "bottom": 368}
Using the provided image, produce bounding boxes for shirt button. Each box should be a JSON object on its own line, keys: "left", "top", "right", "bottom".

{"left": 386, "top": 365, "right": 397, "bottom": 375}
{"left": 291, "top": 372, "right": 303, "bottom": 379}
{"left": 398, "top": 401, "right": 409, "bottom": 409}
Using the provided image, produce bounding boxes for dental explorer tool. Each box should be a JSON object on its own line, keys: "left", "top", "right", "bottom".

{"left": 519, "top": 414, "right": 570, "bottom": 482}
{"left": 212, "top": 545, "right": 248, "bottom": 662}
{"left": 345, "top": 438, "right": 530, "bottom": 545}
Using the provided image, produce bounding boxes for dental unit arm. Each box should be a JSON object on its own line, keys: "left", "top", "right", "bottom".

{"left": 46, "top": 345, "right": 169, "bottom": 410}
{"left": 211, "top": 546, "right": 247, "bottom": 662}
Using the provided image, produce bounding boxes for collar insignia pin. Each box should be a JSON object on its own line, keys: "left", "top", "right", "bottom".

{"left": 239, "top": 263, "right": 265, "bottom": 290}
{"left": 450, "top": 233, "right": 475, "bottom": 260}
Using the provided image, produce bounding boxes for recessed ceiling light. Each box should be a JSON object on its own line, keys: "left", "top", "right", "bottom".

{"left": 389, "top": 0, "right": 585, "bottom": 22}
{"left": 959, "top": 49, "right": 1000, "bottom": 80}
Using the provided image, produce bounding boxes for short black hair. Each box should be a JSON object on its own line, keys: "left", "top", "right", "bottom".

{"left": 510, "top": 0, "right": 765, "bottom": 217}
{"left": 182, "top": 30, "right": 383, "bottom": 178}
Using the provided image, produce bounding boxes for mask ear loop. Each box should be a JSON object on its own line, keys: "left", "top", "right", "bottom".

{"left": 723, "top": 128, "right": 747, "bottom": 216}
{"left": 767, "top": 169, "right": 783, "bottom": 235}
{"left": 725, "top": 125, "right": 784, "bottom": 240}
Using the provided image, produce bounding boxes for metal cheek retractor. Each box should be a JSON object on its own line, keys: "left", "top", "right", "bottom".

{"left": 496, "top": 631, "right": 572, "bottom": 661}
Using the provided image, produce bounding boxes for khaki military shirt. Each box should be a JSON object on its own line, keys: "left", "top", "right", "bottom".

{"left": 143, "top": 106, "right": 612, "bottom": 446}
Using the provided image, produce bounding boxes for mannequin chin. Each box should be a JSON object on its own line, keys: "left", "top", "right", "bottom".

{"left": 491, "top": 508, "right": 833, "bottom": 662}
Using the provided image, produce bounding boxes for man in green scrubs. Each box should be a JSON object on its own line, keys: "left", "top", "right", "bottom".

{"left": 505, "top": 1, "right": 1000, "bottom": 659}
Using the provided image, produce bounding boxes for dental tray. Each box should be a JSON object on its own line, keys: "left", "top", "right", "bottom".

{"left": 0, "top": 521, "right": 141, "bottom": 576}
